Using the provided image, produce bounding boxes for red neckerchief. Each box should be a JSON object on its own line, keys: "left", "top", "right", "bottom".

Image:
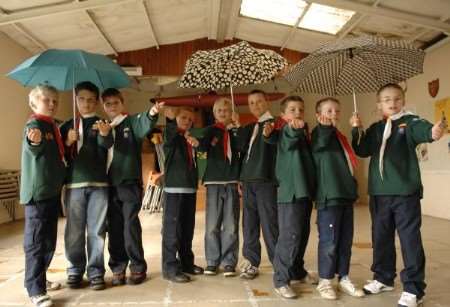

{"left": 273, "top": 117, "right": 288, "bottom": 130}
{"left": 213, "top": 122, "right": 229, "bottom": 161}
{"left": 335, "top": 129, "right": 358, "bottom": 171}
{"left": 30, "top": 114, "right": 65, "bottom": 163}
{"left": 177, "top": 128, "right": 194, "bottom": 169}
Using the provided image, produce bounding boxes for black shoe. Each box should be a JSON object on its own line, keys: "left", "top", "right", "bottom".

{"left": 111, "top": 272, "right": 126, "bottom": 286}
{"left": 67, "top": 275, "right": 82, "bottom": 289}
{"left": 128, "top": 272, "right": 147, "bottom": 285}
{"left": 165, "top": 273, "right": 191, "bottom": 283}
{"left": 182, "top": 264, "right": 204, "bottom": 275}
{"left": 89, "top": 277, "right": 106, "bottom": 290}
{"left": 223, "top": 265, "right": 237, "bottom": 277}
{"left": 204, "top": 266, "right": 218, "bottom": 276}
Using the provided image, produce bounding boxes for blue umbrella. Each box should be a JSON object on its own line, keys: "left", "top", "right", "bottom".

{"left": 7, "top": 49, "right": 130, "bottom": 91}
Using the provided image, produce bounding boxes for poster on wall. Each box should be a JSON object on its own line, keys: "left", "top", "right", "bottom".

{"left": 434, "top": 97, "right": 450, "bottom": 134}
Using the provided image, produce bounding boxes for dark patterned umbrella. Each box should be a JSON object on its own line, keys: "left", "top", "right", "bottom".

{"left": 284, "top": 35, "right": 425, "bottom": 112}
{"left": 179, "top": 41, "right": 287, "bottom": 97}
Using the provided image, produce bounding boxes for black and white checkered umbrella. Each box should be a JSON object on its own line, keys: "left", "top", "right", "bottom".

{"left": 179, "top": 41, "right": 287, "bottom": 90}
{"left": 284, "top": 35, "right": 425, "bottom": 111}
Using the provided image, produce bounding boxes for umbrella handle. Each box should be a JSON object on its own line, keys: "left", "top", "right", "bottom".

{"left": 352, "top": 88, "right": 358, "bottom": 114}
{"left": 230, "top": 85, "right": 235, "bottom": 113}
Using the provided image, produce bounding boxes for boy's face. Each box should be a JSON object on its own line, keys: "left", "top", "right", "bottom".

{"left": 248, "top": 93, "right": 269, "bottom": 118}
{"left": 103, "top": 96, "right": 125, "bottom": 120}
{"left": 214, "top": 104, "right": 232, "bottom": 124}
{"left": 377, "top": 87, "right": 405, "bottom": 117}
{"left": 32, "top": 91, "right": 59, "bottom": 117}
{"left": 76, "top": 89, "right": 98, "bottom": 115}
{"left": 176, "top": 110, "right": 195, "bottom": 131}
{"left": 282, "top": 100, "right": 304, "bottom": 121}
{"left": 318, "top": 100, "right": 340, "bottom": 121}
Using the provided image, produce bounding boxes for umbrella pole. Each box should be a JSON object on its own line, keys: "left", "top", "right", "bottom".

{"left": 72, "top": 70, "right": 77, "bottom": 129}
{"left": 352, "top": 88, "right": 358, "bottom": 114}
{"left": 230, "top": 85, "right": 235, "bottom": 113}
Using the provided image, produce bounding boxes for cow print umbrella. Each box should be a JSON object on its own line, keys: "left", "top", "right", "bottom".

{"left": 179, "top": 41, "right": 288, "bottom": 90}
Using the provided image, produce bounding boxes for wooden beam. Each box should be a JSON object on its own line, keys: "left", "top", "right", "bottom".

{"left": 307, "top": 0, "right": 450, "bottom": 35}
{"left": 141, "top": 0, "right": 159, "bottom": 49}
{"left": 224, "top": 0, "right": 242, "bottom": 41}
{"left": 0, "top": 0, "right": 135, "bottom": 26}
{"left": 337, "top": 0, "right": 382, "bottom": 40}
{"left": 280, "top": 3, "right": 311, "bottom": 51}
{"left": 0, "top": 6, "right": 47, "bottom": 51}
{"left": 84, "top": 10, "right": 118, "bottom": 56}
{"left": 206, "top": 0, "right": 221, "bottom": 40}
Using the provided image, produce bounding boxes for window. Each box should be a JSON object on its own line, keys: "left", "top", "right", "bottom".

{"left": 240, "top": 0, "right": 355, "bottom": 35}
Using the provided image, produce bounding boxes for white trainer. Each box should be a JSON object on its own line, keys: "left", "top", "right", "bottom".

{"left": 398, "top": 292, "right": 424, "bottom": 307}
{"left": 275, "top": 285, "right": 298, "bottom": 299}
{"left": 338, "top": 276, "right": 365, "bottom": 297}
{"left": 317, "top": 279, "right": 337, "bottom": 300}
{"left": 363, "top": 279, "right": 394, "bottom": 294}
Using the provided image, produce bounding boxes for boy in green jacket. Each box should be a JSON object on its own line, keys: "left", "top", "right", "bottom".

{"left": 198, "top": 98, "right": 241, "bottom": 277}
{"left": 237, "top": 89, "right": 278, "bottom": 280}
{"left": 162, "top": 107, "right": 204, "bottom": 283}
{"left": 60, "top": 81, "right": 113, "bottom": 290}
{"left": 101, "top": 88, "right": 163, "bottom": 286}
{"left": 312, "top": 97, "right": 364, "bottom": 300}
{"left": 263, "top": 95, "right": 316, "bottom": 299}
{"left": 21, "top": 85, "right": 66, "bottom": 307}
{"left": 351, "top": 83, "right": 445, "bottom": 307}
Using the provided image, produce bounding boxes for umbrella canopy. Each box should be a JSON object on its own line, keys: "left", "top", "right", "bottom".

{"left": 284, "top": 35, "right": 425, "bottom": 97}
{"left": 7, "top": 49, "right": 130, "bottom": 91}
{"left": 179, "top": 41, "right": 287, "bottom": 90}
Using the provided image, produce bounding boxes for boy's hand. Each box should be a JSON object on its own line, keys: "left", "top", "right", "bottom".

{"left": 231, "top": 112, "right": 240, "bottom": 127}
{"left": 432, "top": 121, "right": 445, "bottom": 141}
{"left": 96, "top": 120, "right": 112, "bottom": 136}
{"left": 150, "top": 101, "right": 165, "bottom": 116}
{"left": 350, "top": 113, "right": 362, "bottom": 128}
{"left": 317, "top": 114, "right": 333, "bottom": 126}
{"left": 263, "top": 122, "right": 274, "bottom": 137}
{"left": 183, "top": 131, "right": 199, "bottom": 147}
{"left": 289, "top": 119, "right": 305, "bottom": 129}
{"left": 164, "top": 106, "right": 177, "bottom": 120}
{"left": 27, "top": 128, "right": 42, "bottom": 144}
{"left": 66, "top": 129, "right": 78, "bottom": 146}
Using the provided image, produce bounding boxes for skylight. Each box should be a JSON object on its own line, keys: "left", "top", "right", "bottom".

{"left": 239, "top": 0, "right": 355, "bottom": 35}
{"left": 240, "top": 0, "right": 308, "bottom": 26}
{"left": 299, "top": 3, "right": 356, "bottom": 35}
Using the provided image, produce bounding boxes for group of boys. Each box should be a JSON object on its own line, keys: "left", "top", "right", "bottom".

{"left": 21, "top": 82, "right": 444, "bottom": 307}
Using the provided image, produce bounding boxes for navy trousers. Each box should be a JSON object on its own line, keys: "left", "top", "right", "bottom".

{"left": 107, "top": 183, "right": 147, "bottom": 274}
{"left": 242, "top": 182, "right": 278, "bottom": 267}
{"left": 370, "top": 195, "right": 426, "bottom": 299}
{"left": 317, "top": 204, "right": 354, "bottom": 279}
{"left": 161, "top": 192, "right": 196, "bottom": 278}
{"left": 24, "top": 197, "right": 59, "bottom": 296}
{"left": 273, "top": 199, "right": 310, "bottom": 287}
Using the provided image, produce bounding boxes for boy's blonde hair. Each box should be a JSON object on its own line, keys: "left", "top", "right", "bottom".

{"left": 213, "top": 98, "right": 232, "bottom": 114}
{"left": 28, "top": 84, "right": 58, "bottom": 109}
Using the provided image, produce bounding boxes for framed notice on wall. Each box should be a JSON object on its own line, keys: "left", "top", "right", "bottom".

{"left": 434, "top": 97, "right": 450, "bottom": 134}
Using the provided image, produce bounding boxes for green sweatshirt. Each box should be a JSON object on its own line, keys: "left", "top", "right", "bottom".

{"left": 163, "top": 122, "right": 198, "bottom": 189}
{"left": 237, "top": 119, "right": 277, "bottom": 183}
{"left": 265, "top": 124, "right": 316, "bottom": 203}
{"left": 108, "top": 111, "right": 158, "bottom": 186}
{"left": 60, "top": 116, "right": 113, "bottom": 188}
{"left": 312, "top": 124, "right": 357, "bottom": 208}
{"left": 352, "top": 115, "right": 433, "bottom": 197}
{"left": 198, "top": 125, "right": 241, "bottom": 183}
{"left": 20, "top": 118, "right": 66, "bottom": 204}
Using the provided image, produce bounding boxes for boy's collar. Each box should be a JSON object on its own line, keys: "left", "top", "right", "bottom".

{"left": 258, "top": 111, "right": 273, "bottom": 122}
{"left": 80, "top": 112, "right": 97, "bottom": 119}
